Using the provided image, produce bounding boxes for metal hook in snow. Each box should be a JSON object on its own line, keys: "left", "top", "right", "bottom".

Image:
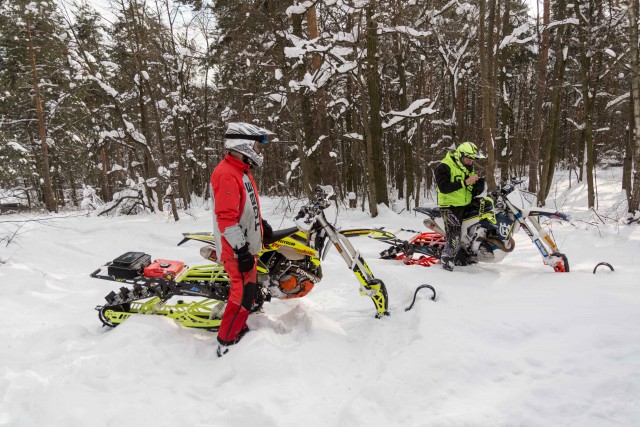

{"left": 405, "top": 284, "right": 437, "bottom": 311}
{"left": 593, "top": 262, "right": 614, "bottom": 274}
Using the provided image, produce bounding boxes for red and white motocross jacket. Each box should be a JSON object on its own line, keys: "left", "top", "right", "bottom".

{"left": 210, "top": 154, "right": 263, "bottom": 261}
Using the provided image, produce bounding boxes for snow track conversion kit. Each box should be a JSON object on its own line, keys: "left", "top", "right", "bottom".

{"left": 91, "top": 186, "right": 392, "bottom": 330}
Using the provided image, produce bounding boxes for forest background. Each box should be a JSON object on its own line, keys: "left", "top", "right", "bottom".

{"left": 2, "top": 0, "right": 640, "bottom": 221}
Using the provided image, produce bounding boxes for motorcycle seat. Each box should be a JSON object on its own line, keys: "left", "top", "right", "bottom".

{"left": 265, "top": 226, "right": 300, "bottom": 245}
{"left": 463, "top": 207, "right": 481, "bottom": 220}
{"left": 462, "top": 197, "right": 495, "bottom": 221}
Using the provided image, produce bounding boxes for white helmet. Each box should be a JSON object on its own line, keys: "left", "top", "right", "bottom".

{"left": 224, "top": 122, "right": 273, "bottom": 167}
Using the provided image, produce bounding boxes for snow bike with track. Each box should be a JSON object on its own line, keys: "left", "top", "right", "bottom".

{"left": 364, "top": 180, "right": 571, "bottom": 272}
{"left": 91, "top": 186, "right": 390, "bottom": 330}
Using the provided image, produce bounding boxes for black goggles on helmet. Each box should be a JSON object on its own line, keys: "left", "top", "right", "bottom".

{"left": 225, "top": 133, "right": 268, "bottom": 144}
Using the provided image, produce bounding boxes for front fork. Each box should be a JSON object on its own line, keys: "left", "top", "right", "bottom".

{"left": 318, "top": 216, "right": 390, "bottom": 317}
{"left": 508, "top": 203, "right": 569, "bottom": 272}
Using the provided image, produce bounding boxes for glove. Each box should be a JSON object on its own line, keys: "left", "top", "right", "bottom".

{"left": 294, "top": 207, "right": 313, "bottom": 232}
{"left": 234, "top": 243, "right": 255, "bottom": 273}
{"left": 472, "top": 177, "right": 486, "bottom": 198}
{"left": 262, "top": 219, "right": 273, "bottom": 240}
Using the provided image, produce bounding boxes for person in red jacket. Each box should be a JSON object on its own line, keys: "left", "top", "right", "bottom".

{"left": 211, "top": 122, "right": 273, "bottom": 357}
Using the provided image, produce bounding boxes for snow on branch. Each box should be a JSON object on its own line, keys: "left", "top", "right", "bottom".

{"left": 289, "top": 72, "right": 318, "bottom": 92}
{"left": 88, "top": 75, "right": 119, "bottom": 98}
{"left": 305, "top": 136, "right": 326, "bottom": 157}
{"left": 566, "top": 118, "right": 585, "bottom": 130}
{"left": 499, "top": 19, "right": 578, "bottom": 51}
{"left": 286, "top": 158, "right": 301, "bottom": 183}
{"left": 545, "top": 18, "right": 579, "bottom": 30}
{"left": 286, "top": 1, "right": 315, "bottom": 16}
{"left": 284, "top": 34, "right": 330, "bottom": 59}
{"left": 499, "top": 23, "right": 534, "bottom": 50}
{"left": 99, "top": 129, "right": 125, "bottom": 144}
{"left": 7, "top": 141, "right": 29, "bottom": 153}
{"left": 343, "top": 133, "right": 363, "bottom": 141}
{"left": 123, "top": 120, "right": 148, "bottom": 145}
{"left": 285, "top": 32, "right": 360, "bottom": 91}
{"left": 606, "top": 92, "right": 629, "bottom": 110}
{"left": 382, "top": 99, "right": 437, "bottom": 129}
{"left": 380, "top": 26, "right": 432, "bottom": 38}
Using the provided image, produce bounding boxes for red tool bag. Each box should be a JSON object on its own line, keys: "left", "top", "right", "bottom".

{"left": 143, "top": 259, "right": 185, "bottom": 280}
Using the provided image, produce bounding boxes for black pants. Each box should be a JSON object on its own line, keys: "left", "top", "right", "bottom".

{"left": 441, "top": 206, "right": 467, "bottom": 261}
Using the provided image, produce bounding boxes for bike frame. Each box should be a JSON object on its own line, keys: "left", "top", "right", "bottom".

{"left": 503, "top": 188, "right": 569, "bottom": 271}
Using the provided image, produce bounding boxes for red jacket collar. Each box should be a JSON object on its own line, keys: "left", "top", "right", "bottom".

{"left": 224, "top": 153, "right": 251, "bottom": 172}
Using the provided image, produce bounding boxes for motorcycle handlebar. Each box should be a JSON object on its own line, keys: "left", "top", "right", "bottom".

{"left": 297, "top": 196, "right": 331, "bottom": 222}
{"left": 491, "top": 179, "right": 524, "bottom": 198}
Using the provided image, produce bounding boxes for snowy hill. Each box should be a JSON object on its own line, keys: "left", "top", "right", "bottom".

{"left": 0, "top": 171, "right": 639, "bottom": 427}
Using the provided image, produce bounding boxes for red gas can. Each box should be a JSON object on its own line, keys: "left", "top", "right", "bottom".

{"left": 143, "top": 259, "right": 185, "bottom": 280}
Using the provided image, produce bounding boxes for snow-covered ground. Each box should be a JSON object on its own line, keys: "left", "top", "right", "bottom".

{"left": 1, "top": 170, "right": 639, "bottom": 427}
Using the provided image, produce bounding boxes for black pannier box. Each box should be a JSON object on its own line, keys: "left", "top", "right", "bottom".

{"left": 108, "top": 252, "right": 152, "bottom": 279}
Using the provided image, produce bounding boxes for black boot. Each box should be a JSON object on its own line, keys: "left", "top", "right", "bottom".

{"left": 217, "top": 344, "right": 229, "bottom": 358}
{"left": 455, "top": 250, "right": 472, "bottom": 266}
{"left": 442, "top": 257, "right": 454, "bottom": 272}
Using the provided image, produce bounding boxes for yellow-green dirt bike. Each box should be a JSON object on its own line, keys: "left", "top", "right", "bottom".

{"left": 91, "top": 186, "right": 389, "bottom": 330}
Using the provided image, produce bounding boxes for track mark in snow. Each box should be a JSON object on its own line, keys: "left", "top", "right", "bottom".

{"left": 249, "top": 302, "right": 346, "bottom": 339}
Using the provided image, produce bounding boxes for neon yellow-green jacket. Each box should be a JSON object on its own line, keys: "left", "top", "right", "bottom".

{"left": 436, "top": 152, "right": 476, "bottom": 207}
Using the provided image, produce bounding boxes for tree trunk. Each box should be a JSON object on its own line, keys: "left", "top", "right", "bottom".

{"left": 99, "top": 144, "right": 112, "bottom": 202}
{"left": 127, "top": 0, "right": 165, "bottom": 212}
{"left": 528, "top": 0, "right": 550, "bottom": 193}
{"left": 358, "top": 58, "right": 378, "bottom": 217}
{"left": 498, "top": 0, "right": 512, "bottom": 185}
{"left": 575, "top": 0, "right": 602, "bottom": 209}
{"left": 539, "top": 0, "right": 568, "bottom": 204}
{"left": 145, "top": 79, "right": 180, "bottom": 221}
{"left": 479, "top": 0, "right": 498, "bottom": 191}
{"left": 629, "top": 0, "right": 640, "bottom": 214}
{"left": 307, "top": 5, "right": 332, "bottom": 188}
{"left": 26, "top": 16, "right": 56, "bottom": 212}
{"left": 292, "top": 12, "right": 317, "bottom": 197}
{"left": 414, "top": 61, "right": 428, "bottom": 208}
{"left": 344, "top": 78, "right": 356, "bottom": 195}
{"left": 394, "top": 34, "right": 414, "bottom": 209}
{"left": 172, "top": 118, "right": 191, "bottom": 208}
{"left": 623, "top": 91, "right": 634, "bottom": 200}
{"left": 365, "top": 0, "right": 389, "bottom": 210}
